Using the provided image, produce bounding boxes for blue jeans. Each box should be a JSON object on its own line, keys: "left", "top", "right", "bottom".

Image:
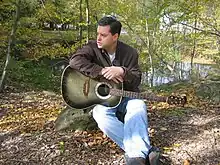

{"left": 92, "top": 98, "right": 152, "bottom": 158}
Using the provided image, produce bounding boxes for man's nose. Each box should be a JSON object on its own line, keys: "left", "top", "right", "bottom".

{"left": 97, "top": 34, "right": 101, "bottom": 41}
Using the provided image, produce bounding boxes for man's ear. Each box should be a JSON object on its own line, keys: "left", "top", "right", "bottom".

{"left": 113, "top": 33, "right": 119, "bottom": 41}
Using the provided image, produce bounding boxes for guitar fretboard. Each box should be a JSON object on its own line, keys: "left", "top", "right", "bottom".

{"left": 110, "top": 88, "right": 167, "bottom": 102}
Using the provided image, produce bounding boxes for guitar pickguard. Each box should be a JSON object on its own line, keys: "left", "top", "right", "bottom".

{"left": 83, "top": 78, "right": 90, "bottom": 97}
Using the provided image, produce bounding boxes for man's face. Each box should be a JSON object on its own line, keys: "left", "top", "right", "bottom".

{"left": 97, "top": 25, "right": 118, "bottom": 49}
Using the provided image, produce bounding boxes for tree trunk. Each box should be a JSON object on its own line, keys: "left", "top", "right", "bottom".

{"left": 190, "top": 14, "right": 198, "bottom": 72}
{"left": 0, "top": 0, "right": 21, "bottom": 92}
{"left": 79, "top": 0, "right": 83, "bottom": 47}
{"left": 85, "top": 0, "right": 90, "bottom": 43}
{"left": 144, "top": 0, "right": 162, "bottom": 87}
{"left": 217, "top": 37, "right": 220, "bottom": 63}
{"left": 148, "top": 37, "right": 154, "bottom": 87}
{"left": 146, "top": 16, "right": 155, "bottom": 87}
{"left": 49, "top": 22, "right": 55, "bottom": 29}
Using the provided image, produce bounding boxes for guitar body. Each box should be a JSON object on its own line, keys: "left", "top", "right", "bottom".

{"left": 61, "top": 65, "right": 123, "bottom": 109}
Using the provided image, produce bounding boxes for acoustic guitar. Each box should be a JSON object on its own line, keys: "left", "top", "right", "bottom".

{"left": 61, "top": 65, "right": 187, "bottom": 109}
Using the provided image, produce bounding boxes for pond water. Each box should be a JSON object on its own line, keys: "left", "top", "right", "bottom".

{"left": 142, "top": 62, "right": 215, "bottom": 86}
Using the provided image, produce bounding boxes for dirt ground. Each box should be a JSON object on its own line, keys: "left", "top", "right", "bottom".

{"left": 0, "top": 88, "right": 219, "bottom": 165}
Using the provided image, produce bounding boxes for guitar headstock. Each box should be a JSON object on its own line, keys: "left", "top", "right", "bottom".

{"left": 166, "top": 94, "right": 187, "bottom": 106}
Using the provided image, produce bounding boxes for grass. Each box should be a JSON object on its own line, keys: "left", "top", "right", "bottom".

{"left": 164, "top": 108, "right": 188, "bottom": 117}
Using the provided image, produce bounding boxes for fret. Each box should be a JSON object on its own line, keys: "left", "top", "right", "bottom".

{"left": 124, "top": 91, "right": 128, "bottom": 97}
{"left": 126, "top": 92, "right": 129, "bottom": 97}
{"left": 129, "top": 91, "right": 133, "bottom": 98}
{"left": 128, "top": 91, "right": 132, "bottom": 98}
{"left": 134, "top": 92, "right": 138, "bottom": 98}
{"left": 134, "top": 92, "right": 137, "bottom": 98}
{"left": 130, "top": 91, "right": 134, "bottom": 98}
{"left": 132, "top": 92, "right": 135, "bottom": 98}
{"left": 123, "top": 91, "right": 127, "bottom": 97}
{"left": 131, "top": 91, "right": 137, "bottom": 98}
{"left": 140, "top": 93, "right": 145, "bottom": 99}
{"left": 125, "top": 91, "right": 129, "bottom": 97}
{"left": 130, "top": 91, "right": 133, "bottom": 98}
{"left": 120, "top": 90, "right": 123, "bottom": 96}
{"left": 137, "top": 93, "right": 141, "bottom": 99}
{"left": 135, "top": 92, "right": 138, "bottom": 98}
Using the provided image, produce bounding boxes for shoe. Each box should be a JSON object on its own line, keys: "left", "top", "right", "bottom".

{"left": 146, "top": 147, "right": 160, "bottom": 165}
{"left": 124, "top": 154, "right": 146, "bottom": 165}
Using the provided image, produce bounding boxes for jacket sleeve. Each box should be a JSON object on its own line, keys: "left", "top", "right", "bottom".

{"left": 122, "top": 49, "right": 142, "bottom": 90}
{"left": 69, "top": 45, "right": 103, "bottom": 78}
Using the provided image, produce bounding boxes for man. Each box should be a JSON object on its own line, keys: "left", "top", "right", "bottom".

{"left": 69, "top": 16, "right": 160, "bottom": 165}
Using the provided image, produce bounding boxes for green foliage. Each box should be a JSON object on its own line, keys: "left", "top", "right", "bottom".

{"left": 0, "top": 0, "right": 39, "bottom": 23}
{"left": 0, "top": 0, "right": 16, "bottom": 22}
{"left": 35, "top": 0, "right": 79, "bottom": 27}
{"left": 19, "top": 0, "right": 40, "bottom": 17}
{"left": 7, "top": 60, "right": 61, "bottom": 92}
{"left": 26, "top": 43, "right": 75, "bottom": 59}
{"left": 165, "top": 108, "right": 187, "bottom": 117}
{"left": 12, "top": 28, "right": 80, "bottom": 59}
{"left": 0, "top": 0, "right": 219, "bottom": 91}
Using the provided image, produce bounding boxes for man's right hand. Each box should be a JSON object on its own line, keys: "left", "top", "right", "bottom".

{"left": 100, "top": 66, "right": 124, "bottom": 84}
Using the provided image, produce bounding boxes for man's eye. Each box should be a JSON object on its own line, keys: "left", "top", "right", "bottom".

{"left": 97, "top": 33, "right": 108, "bottom": 37}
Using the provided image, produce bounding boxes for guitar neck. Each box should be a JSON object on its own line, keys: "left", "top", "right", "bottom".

{"left": 110, "top": 89, "right": 167, "bottom": 102}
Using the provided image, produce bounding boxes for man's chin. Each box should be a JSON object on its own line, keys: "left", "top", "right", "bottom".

{"left": 97, "top": 43, "right": 103, "bottom": 48}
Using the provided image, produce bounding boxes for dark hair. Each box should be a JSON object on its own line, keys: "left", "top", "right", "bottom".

{"left": 98, "top": 16, "right": 122, "bottom": 36}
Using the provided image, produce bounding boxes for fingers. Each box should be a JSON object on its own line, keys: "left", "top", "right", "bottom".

{"left": 103, "top": 71, "right": 121, "bottom": 80}
{"left": 115, "top": 76, "right": 123, "bottom": 82}
{"left": 112, "top": 76, "right": 123, "bottom": 84}
{"left": 101, "top": 67, "right": 109, "bottom": 75}
{"left": 103, "top": 70, "right": 114, "bottom": 80}
{"left": 112, "top": 78, "right": 120, "bottom": 84}
{"left": 101, "top": 67, "right": 124, "bottom": 80}
{"left": 101, "top": 67, "right": 113, "bottom": 79}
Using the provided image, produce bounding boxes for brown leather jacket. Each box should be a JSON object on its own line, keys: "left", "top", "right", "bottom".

{"left": 69, "top": 40, "right": 142, "bottom": 92}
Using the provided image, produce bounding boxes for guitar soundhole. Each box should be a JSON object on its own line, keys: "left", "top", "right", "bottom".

{"left": 97, "top": 84, "right": 110, "bottom": 97}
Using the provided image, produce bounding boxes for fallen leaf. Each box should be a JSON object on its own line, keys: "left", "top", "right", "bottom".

{"left": 160, "top": 127, "right": 168, "bottom": 131}
{"left": 183, "top": 159, "right": 190, "bottom": 165}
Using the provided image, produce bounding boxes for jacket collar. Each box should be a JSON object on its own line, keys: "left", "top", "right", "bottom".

{"left": 100, "top": 40, "right": 121, "bottom": 56}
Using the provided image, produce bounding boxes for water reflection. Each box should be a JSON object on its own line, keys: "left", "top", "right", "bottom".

{"left": 142, "top": 62, "right": 215, "bottom": 86}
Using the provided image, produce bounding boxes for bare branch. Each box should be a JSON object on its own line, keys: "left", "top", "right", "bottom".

{"left": 180, "top": 22, "right": 220, "bottom": 37}
{"left": 164, "top": 12, "right": 220, "bottom": 37}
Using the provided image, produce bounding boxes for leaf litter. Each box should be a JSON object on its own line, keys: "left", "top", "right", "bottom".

{"left": 0, "top": 86, "right": 219, "bottom": 165}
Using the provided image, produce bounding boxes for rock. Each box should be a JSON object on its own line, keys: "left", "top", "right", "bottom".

{"left": 54, "top": 106, "right": 97, "bottom": 131}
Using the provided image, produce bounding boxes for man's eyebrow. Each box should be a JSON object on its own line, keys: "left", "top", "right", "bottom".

{"left": 97, "top": 32, "right": 109, "bottom": 35}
